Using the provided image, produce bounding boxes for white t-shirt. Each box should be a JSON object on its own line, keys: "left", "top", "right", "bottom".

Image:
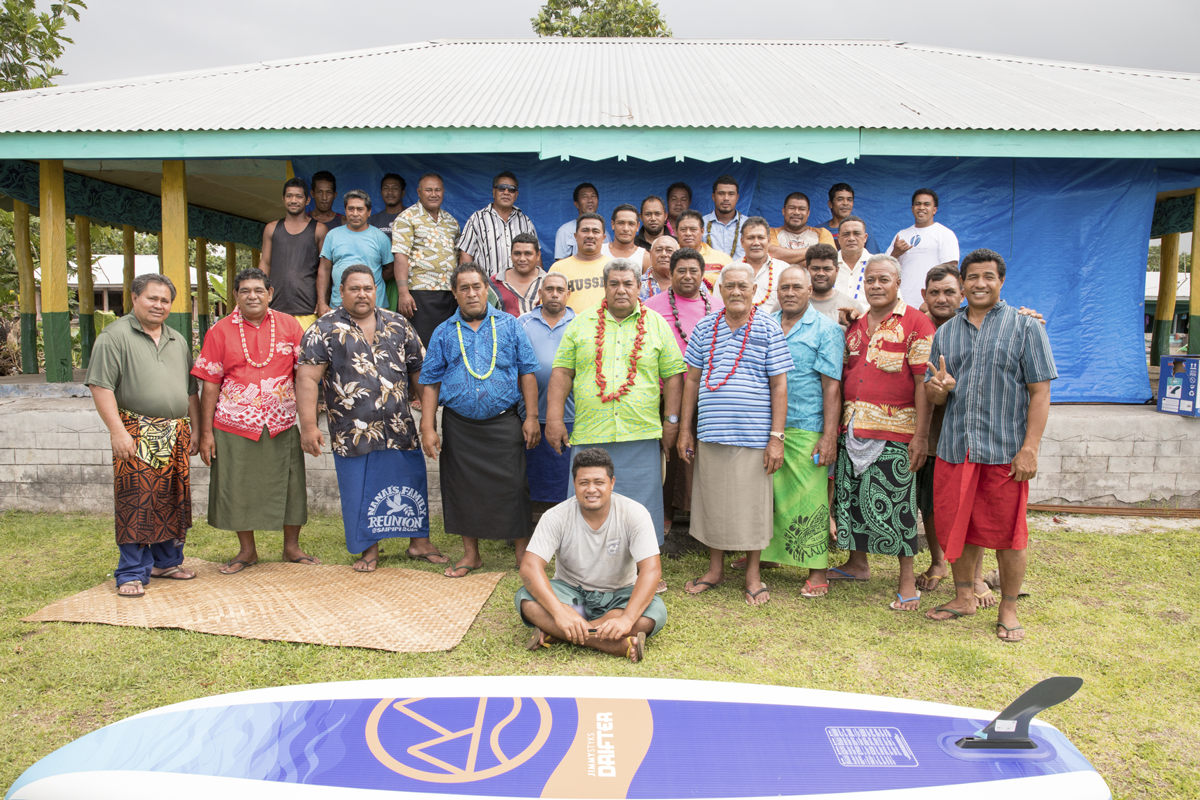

{"left": 600, "top": 243, "right": 648, "bottom": 265}
{"left": 527, "top": 493, "right": 660, "bottom": 592}
{"left": 837, "top": 249, "right": 871, "bottom": 302}
{"left": 890, "top": 222, "right": 960, "bottom": 307}
{"left": 810, "top": 291, "right": 867, "bottom": 330}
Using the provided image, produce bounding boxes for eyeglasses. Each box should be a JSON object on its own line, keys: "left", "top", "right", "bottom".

{"left": 494, "top": 184, "right": 518, "bottom": 193}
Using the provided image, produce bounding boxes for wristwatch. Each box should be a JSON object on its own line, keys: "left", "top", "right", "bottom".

{"left": 666, "top": 415, "right": 680, "bottom": 424}
{"left": 770, "top": 431, "right": 786, "bottom": 442}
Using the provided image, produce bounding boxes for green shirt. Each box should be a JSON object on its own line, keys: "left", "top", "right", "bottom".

{"left": 553, "top": 303, "right": 686, "bottom": 444}
{"left": 85, "top": 315, "right": 198, "bottom": 419}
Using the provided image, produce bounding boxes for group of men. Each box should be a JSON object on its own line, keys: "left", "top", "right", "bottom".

{"left": 84, "top": 168, "right": 1053, "bottom": 666}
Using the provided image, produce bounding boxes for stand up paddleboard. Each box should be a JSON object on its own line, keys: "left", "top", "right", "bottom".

{"left": 6, "top": 676, "right": 1110, "bottom": 799}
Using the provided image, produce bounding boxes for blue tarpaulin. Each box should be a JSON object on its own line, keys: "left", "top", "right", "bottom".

{"left": 293, "top": 154, "right": 1200, "bottom": 404}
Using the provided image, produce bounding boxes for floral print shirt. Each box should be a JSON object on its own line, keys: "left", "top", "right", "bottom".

{"left": 299, "top": 306, "right": 426, "bottom": 457}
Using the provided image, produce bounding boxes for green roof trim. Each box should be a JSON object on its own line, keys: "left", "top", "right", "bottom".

{"left": 3, "top": 127, "right": 1200, "bottom": 165}
{"left": 0, "top": 159, "right": 264, "bottom": 248}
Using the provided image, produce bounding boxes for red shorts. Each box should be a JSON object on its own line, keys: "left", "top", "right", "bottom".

{"left": 932, "top": 456, "right": 1028, "bottom": 562}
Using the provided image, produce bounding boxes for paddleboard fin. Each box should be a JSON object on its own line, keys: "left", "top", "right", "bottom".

{"left": 955, "top": 676, "right": 1083, "bottom": 750}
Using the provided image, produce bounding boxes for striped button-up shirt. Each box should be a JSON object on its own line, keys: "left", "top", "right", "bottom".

{"left": 457, "top": 204, "right": 539, "bottom": 277}
{"left": 926, "top": 301, "right": 1057, "bottom": 465}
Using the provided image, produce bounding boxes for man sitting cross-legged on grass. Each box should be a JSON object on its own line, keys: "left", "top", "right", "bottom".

{"left": 516, "top": 448, "right": 666, "bottom": 663}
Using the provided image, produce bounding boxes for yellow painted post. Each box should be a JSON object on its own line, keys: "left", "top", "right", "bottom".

{"left": 161, "top": 160, "right": 191, "bottom": 346}
{"left": 14, "top": 200, "right": 38, "bottom": 374}
{"left": 196, "top": 238, "right": 211, "bottom": 344}
{"left": 122, "top": 225, "right": 135, "bottom": 314}
{"left": 224, "top": 242, "right": 237, "bottom": 316}
{"left": 76, "top": 216, "right": 96, "bottom": 366}
{"left": 1151, "top": 232, "right": 1180, "bottom": 362}
{"left": 40, "top": 160, "right": 73, "bottom": 382}
{"left": 251, "top": 247, "right": 261, "bottom": 270}
{"left": 1190, "top": 188, "right": 1200, "bottom": 356}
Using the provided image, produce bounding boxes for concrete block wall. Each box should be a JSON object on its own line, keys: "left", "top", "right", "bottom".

{"left": 0, "top": 398, "right": 443, "bottom": 517}
{"left": 1, "top": 397, "right": 1197, "bottom": 515}
{"left": 1025, "top": 404, "right": 1200, "bottom": 507}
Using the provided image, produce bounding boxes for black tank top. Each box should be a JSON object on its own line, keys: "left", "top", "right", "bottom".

{"left": 268, "top": 218, "right": 320, "bottom": 315}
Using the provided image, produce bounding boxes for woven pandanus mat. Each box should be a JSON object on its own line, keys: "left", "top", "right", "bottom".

{"left": 22, "top": 558, "right": 505, "bottom": 652}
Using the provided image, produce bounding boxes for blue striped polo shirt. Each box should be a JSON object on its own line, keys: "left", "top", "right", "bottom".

{"left": 685, "top": 311, "right": 793, "bottom": 448}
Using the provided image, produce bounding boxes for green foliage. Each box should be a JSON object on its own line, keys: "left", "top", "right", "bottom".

{"left": 0, "top": 0, "right": 86, "bottom": 92}
{"left": 532, "top": 0, "right": 671, "bottom": 38}
{"left": 1147, "top": 244, "right": 1192, "bottom": 273}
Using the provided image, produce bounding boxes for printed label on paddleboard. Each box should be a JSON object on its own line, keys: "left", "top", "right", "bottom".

{"left": 826, "top": 726, "right": 918, "bottom": 767}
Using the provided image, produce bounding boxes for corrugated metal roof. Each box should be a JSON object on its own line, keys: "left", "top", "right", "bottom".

{"left": 3, "top": 38, "right": 1200, "bottom": 134}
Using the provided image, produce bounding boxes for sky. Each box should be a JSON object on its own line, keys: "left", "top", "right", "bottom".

{"left": 54, "top": 0, "right": 1200, "bottom": 85}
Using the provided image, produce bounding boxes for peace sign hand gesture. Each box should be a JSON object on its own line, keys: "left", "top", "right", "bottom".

{"left": 925, "top": 356, "right": 956, "bottom": 403}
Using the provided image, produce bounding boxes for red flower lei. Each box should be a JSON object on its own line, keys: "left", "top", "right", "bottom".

{"left": 705, "top": 307, "right": 756, "bottom": 392}
{"left": 752, "top": 258, "right": 774, "bottom": 307}
{"left": 595, "top": 300, "right": 648, "bottom": 402}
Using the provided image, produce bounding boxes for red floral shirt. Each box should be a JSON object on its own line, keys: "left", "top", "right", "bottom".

{"left": 840, "top": 299, "right": 934, "bottom": 443}
{"left": 191, "top": 309, "right": 304, "bottom": 440}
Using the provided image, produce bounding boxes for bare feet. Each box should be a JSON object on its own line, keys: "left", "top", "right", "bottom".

{"left": 117, "top": 581, "right": 144, "bottom": 597}
{"left": 745, "top": 582, "right": 770, "bottom": 606}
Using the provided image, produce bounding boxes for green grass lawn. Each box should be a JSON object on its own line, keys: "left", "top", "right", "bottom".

{"left": 0, "top": 509, "right": 1197, "bottom": 798}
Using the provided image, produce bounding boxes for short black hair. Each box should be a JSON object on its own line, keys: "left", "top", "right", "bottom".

{"left": 573, "top": 182, "right": 598, "bottom": 203}
{"left": 282, "top": 177, "right": 309, "bottom": 197}
{"left": 131, "top": 273, "right": 176, "bottom": 301}
{"left": 381, "top": 173, "right": 406, "bottom": 193}
{"left": 511, "top": 231, "right": 540, "bottom": 253}
{"left": 311, "top": 170, "right": 336, "bottom": 191}
{"left": 611, "top": 203, "right": 639, "bottom": 222}
{"left": 493, "top": 171, "right": 518, "bottom": 190}
{"left": 666, "top": 182, "right": 692, "bottom": 203}
{"left": 712, "top": 175, "right": 739, "bottom": 194}
{"left": 339, "top": 264, "right": 374, "bottom": 287}
{"left": 676, "top": 209, "right": 704, "bottom": 229}
{"left": 925, "top": 263, "right": 963, "bottom": 287}
{"left": 450, "top": 261, "right": 489, "bottom": 291}
{"left": 418, "top": 171, "right": 444, "bottom": 187}
{"left": 343, "top": 189, "right": 371, "bottom": 212}
{"left": 670, "top": 247, "right": 705, "bottom": 274}
{"left": 575, "top": 211, "right": 606, "bottom": 231}
{"left": 233, "top": 267, "right": 271, "bottom": 293}
{"left": 784, "top": 191, "right": 811, "bottom": 208}
{"left": 913, "top": 188, "right": 939, "bottom": 207}
{"left": 960, "top": 248, "right": 1006, "bottom": 280}
{"left": 571, "top": 447, "right": 615, "bottom": 479}
{"left": 828, "top": 182, "right": 854, "bottom": 202}
{"left": 840, "top": 214, "right": 866, "bottom": 229}
{"left": 640, "top": 195, "right": 666, "bottom": 214}
{"left": 805, "top": 243, "right": 838, "bottom": 266}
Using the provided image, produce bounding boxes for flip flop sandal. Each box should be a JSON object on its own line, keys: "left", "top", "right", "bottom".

{"left": 996, "top": 622, "right": 1026, "bottom": 643}
{"left": 219, "top": 559, "right": 255, "bottom": 575}
{"left": 353, "top": 558, "right": 378, "bottom": 573}
{"left": 745, "top": 585, "right": 771, "bottom": 605}
{"left": 527, "top": 630, "right": 553, "bottom": 651}
{"left": 289, "top": 556, "right": 321, "bottom": 565}
{"left": 889, "top": 591, "right": 922, "bottom": 610}
{"left": 445, "top": 563, "right": 480, "bottom": 578}
{"left": 827, "top": 567, "right": 868, "bottom": 582}
{"left": 683, "top": 578, "right": 723, "bottom": 595}
{"left": 625, "top": 631, "right": 646, "bottom": 663}
{"left": 974, "top": 589, "right": 997, "bottom": 607}
{"left": 116, "top": 581, "right": 145, "bottom": 598}
{"left": 655, "top": 580, "right": 668, "bottom": 594}
{"left": 916, "top": 573, "right": 946, "bottom": 591}
{"left": 801, "top": 580, "right": 829, "bottom": 598}
{"left": 927, "top": 604, "right": 966, "bottom": 621}
{"left": 407, "top": 550, "right": 448, "bottom": 564}
{"left": 153, "top": 565, "right": 195, "bottom": 580}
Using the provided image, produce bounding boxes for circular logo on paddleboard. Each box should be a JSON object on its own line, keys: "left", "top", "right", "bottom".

{"left": 366, "top": 697, "right": 553, "bottom": 783}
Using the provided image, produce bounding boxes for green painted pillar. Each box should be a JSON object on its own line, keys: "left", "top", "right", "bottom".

{"left": 40, "top": 160, "right": 73, "bottom": 382}
{"left": 1190, "top": 189, "right": 1200, "bottom": 356}
{"left": 14, "top": 200, "right": 38, "bottom": 374}
{"left": 76, "top": 215, "right": 96, "bottom": 367}
{"left": 1151, "top": 232, "right": 1180, "bottom": 363}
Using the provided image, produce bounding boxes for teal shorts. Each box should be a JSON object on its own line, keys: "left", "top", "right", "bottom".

{"left": 515, "top": 579, "right": 667, "bottom": 637}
